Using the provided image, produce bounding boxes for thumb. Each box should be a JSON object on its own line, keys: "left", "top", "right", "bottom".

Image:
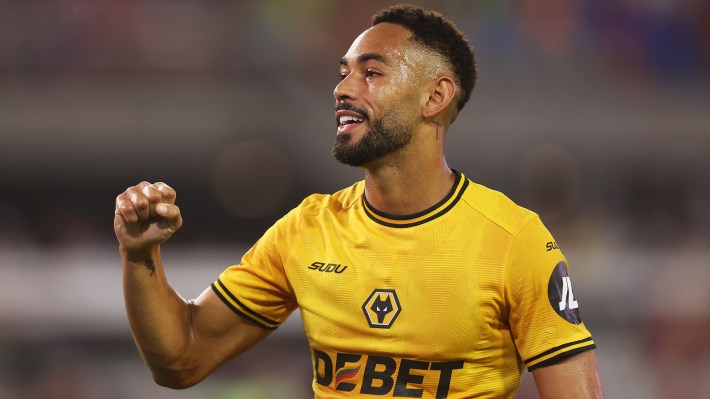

{"left": 155, "top": 203, "right": 183, "bottom": 232}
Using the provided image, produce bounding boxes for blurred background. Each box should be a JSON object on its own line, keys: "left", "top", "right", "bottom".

{"left": 1, "top": 0, "right": 709, "bottom": 397}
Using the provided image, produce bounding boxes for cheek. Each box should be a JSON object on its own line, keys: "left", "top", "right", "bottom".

{"left": 370, "top": 82, "right": 413, "bottom": 103}
{"left": 364, "top": 84, "right": 398, "bottom": 113}
{"left": 367, "top": 80, "right": 422, "bottom": 118}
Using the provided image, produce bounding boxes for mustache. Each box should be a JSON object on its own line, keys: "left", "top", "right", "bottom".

{"left": 335, "top": 101, "right": 369, "bottom": 120}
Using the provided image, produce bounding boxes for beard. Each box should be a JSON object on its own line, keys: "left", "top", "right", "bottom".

{"left": 332, "top": 105, "right": 414, "bottom": 167}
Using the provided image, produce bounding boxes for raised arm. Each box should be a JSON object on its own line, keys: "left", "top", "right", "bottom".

{"left": 532, "top": 350, "right": 604, "bottom": 399}
{"left": 115, "top": 181, "right": 270, "bottom": 388}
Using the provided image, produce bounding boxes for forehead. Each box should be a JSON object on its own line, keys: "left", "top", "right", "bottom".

{"left": 342, "top": 23, "right": 413, "bottom": 64}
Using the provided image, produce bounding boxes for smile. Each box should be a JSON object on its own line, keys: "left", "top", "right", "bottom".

{"left": 339, "top": 115, "right": 365, "bottom": 126}
{"left": 336, "top": 110, "right": 368, "bottom": 133}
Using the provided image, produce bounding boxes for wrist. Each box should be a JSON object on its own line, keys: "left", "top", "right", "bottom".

{"left": 120, "top": 245, "right": 160, "bottom": 263}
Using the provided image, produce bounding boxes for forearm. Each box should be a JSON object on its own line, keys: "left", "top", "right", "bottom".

{"left": 115, "top": 182, "right": 267, "bottom": 388}
{"left": 122, "top": 245, "right": 196, "bottom": 385}
{"left": 533, "top": 350, "right": 604, "bottom": 399}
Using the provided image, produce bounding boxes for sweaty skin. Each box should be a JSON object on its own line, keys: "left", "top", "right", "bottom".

{"left": 334, "top": 23, "right": 458, "bottom": 216}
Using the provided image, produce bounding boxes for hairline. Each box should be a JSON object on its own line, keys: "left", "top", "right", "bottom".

{"left": 400, "top": 29, "right": 463, "bottom": 120}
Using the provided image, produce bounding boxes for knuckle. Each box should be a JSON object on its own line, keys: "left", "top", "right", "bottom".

{"left": 116, "top": 197, "right": 131, "bottom": 211}
{"left": 155, "top": 183, "right": 177, "bottom": 204}
{"left": 142, "top": 186, "right": 161, "bottom": 201}
{"left": 156, "top": 182, "right": 175, "bottom": 194}
{"left": 165, "top": 190, "right": 176, "bottom": 199}
{"left": 136, "top": 181, "right": 151, "bottom": 190}
{"left": 134, "top": 199, "right": 149, "bottom": 211}
{"left": 126, "top": 187, "right": 141, "bottom": 198}
{"left": 129, "top": 193, "right": 148, "bottom": 210}
{"left": 116, "top": 203, "right": 136, "bottom": 220}
{"left": 117, "top": 188, "right": 132, "bottom": 199}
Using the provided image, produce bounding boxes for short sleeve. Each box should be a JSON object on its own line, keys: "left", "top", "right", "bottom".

{"left": 505, "top": 216, "right": 596, "bottom": 371}
{"left": 211, "top": 207, "right": 300, "bottom": 330}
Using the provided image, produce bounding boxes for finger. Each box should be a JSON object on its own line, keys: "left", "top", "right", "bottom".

{"left": 115, "top": 193, "right": 139, "bottom": 223}
{"left": 155, "top": 203, "right": 183, "bottom": 232}
{"left": 140, "top": 183, "right": 163, "bottom": 217}
{"left": 127, "top": 187, "right": 151, "bottom": 221}
{"left": 154, "top": 182, "right": 176, "bottom": 205}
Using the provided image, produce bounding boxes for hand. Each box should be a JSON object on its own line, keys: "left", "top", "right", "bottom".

{"left": 114, "top": 181, "right": 182, "bottom": 257}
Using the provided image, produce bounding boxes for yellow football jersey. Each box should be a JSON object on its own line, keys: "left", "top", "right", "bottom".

{"left": 212, "top": 170, "right": 595, "bottom": 398}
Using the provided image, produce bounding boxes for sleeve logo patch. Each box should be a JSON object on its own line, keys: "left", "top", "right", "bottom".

{"left": 547, "top": 261, "right": 583, "bottom": 325}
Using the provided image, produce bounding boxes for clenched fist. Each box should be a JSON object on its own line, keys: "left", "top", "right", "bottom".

{"left": 114, "top": 181, "right": 183, "bottom": 256}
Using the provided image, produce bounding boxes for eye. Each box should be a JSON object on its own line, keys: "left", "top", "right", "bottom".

{"left": 337, "top": 72, "right": 348, "bottom": 81}
{"left": 365, "top": 69, "right": 380, "bottom": 78}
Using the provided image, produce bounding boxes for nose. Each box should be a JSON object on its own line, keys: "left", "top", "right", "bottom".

{"left": 333, "top": 73, "right": 356, "bottom": 102}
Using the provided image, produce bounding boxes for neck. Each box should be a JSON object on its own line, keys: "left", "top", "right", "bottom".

{"left": 362, "top": 146, "right": 454, "bottom": 216}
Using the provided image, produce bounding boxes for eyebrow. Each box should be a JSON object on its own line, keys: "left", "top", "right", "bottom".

{"left": 339, "top": 52, "right": 388, "bottom": 67}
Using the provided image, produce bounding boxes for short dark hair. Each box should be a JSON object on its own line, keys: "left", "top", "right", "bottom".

{"left": 372, "top": 4, "right": 476, "bottom": 114}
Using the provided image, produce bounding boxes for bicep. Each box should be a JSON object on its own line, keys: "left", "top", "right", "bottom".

{"left": 532, "top": 350, "right": 604, "bottom": 399}
{"left": 188, "top": 287, "right": 272, "bottom": 378}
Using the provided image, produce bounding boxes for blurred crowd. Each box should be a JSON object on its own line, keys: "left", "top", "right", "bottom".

{"left": 0, "top": 1, "right": 708, "bottom": 398}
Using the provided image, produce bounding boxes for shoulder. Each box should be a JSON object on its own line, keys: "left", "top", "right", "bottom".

{"left": 459, "top": 177, "right": 538, "bottom": 237}
{"left": 296, "top": 180, "right": 364, "bottom": 216}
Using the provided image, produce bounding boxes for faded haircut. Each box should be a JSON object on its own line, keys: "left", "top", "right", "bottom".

{"left": 372, "top": 4, "right": 477, "bottom": 114}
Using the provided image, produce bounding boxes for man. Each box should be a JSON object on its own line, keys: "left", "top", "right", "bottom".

{"left": 115, "top": 5, "right": 604, "bottom": 398}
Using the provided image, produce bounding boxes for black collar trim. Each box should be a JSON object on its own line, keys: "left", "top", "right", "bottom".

{"left": 362, "top": 170, "right": 468, "bottom": 228}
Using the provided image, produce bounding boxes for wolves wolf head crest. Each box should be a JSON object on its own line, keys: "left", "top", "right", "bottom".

{"left": 362, "top": 289, "right": 401, "bottom": 329}
{"left": 370, "top": 294, "right": 393, "bottom": 323}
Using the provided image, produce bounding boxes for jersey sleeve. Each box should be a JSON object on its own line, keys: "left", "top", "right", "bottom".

{"left": 505, "top": 216, "right": 596, "bottom": 371}
{"left": 211, "top": 206, "right": 301, "bottom": 330}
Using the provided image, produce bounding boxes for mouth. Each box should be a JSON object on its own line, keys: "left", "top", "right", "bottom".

{"left": 336, "top": 110, "right": 367, "bottom": 133}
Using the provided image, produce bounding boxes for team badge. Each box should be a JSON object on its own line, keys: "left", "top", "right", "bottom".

{"left": 548, "top": 261, "right": 582, "bottom": 325}
{"left": 362, "top": 289, "right": 401, "bottom": 329}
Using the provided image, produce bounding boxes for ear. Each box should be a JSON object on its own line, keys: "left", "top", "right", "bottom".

{"left": 421, "top": 76, "right": 457, "bottom": 121}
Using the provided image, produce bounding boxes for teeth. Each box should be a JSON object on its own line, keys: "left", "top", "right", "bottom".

{"left": 339, "top": 115, "right": 364, "bottom": 125}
